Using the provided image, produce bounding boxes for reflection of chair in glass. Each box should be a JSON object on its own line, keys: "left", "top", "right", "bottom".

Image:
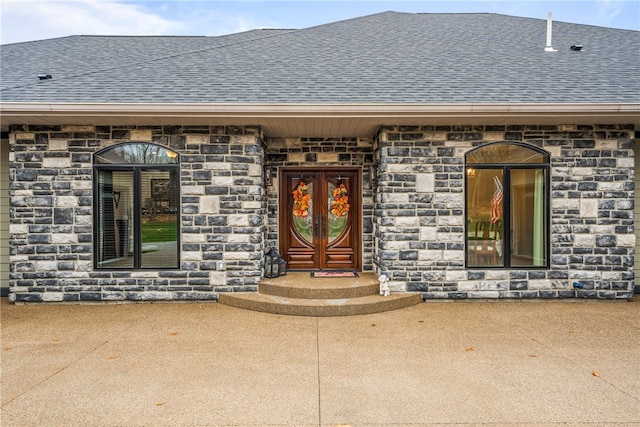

{"left": 471, "top": 220, "right": 502, "bottom": 265}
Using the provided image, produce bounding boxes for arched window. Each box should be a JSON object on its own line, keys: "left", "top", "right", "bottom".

{"left": 94, "top": 143, "right": 180, "bottom": 269}
{"left": 465, "top": 143, "right": 549, "bottom": 268}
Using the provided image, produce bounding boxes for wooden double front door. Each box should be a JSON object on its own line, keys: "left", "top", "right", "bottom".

{"left": 280, "top": 168, "right": 361, "bottom": 271}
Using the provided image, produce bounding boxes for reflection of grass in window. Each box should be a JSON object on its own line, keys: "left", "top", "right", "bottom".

{"left": 329, "top": 215, "right": 347, "bottom": 240}
{"left": 293, "top": 215, "right": 347, "bottom": 242}
{"left": 142, "top": 222, "right": 177, "bottom": 243}
{"left": 294, "top": 217, "right": 312, "bottom": 242}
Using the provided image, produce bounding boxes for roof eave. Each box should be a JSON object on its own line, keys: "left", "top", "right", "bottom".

{"left": 1, "top": 102, "right": 639, "bottom": 137}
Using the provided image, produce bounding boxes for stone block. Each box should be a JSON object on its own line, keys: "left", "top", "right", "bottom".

{"left": 382, "top": 193, "right": 409, "bottom": 203}
{"left": 204, "top": 162, "right": 231, "bottom": 171}
{"left": 528, "top": 280, "right": 552, "bottom": 290}
{"left": 181, "top": 233, "right": 206, "bottom": 243}
{"left": 130, "top": 130, "right": 152, "bottom": 141}
{"left": 468, "top": 291, "right": 500, "bottom": 298}
{"left": 71, "top": 181, "right": 92, "bottom": 191}
{"left": 579, "top": 199, "right": 598, "bottom": 218}
{"left": 248, "top": 163, "right": 262, "bottom": 177}
{"left": 49, "top": 140, "right": 68, "bottom": 151}
{"left": 439, "top": 216, "right": 464, "bottom": 227}
{"left": 434, "top": 193, "right": 463, "bottom": 208}
{"left": 418, "top": 250, "right": 442, "bottom": 261}
{"left": 10, "top": 224, "right": 29, "bottom": 234}
{"left": 224, "top": 252, "right": 251, "bottom": 260}
{"left": 416, "top": 174, "right": 435, "bottom": 192}
{"left": 52, "top": 233, "right": 77, "bottom": 244}
{"left": 288, "top": 152, "right": 305, "bottom": 163}
{"left": 243, "top": 201, "right": 262, "bottom": 210}
{"left": 140, "top": 291, "right": 174, "bottom": 301}
{"left": 318, "top": 152, "right": 338, "bottom": 163}
{"left": 598, "top": 181, "right": 624, "bottom": 191}
{"left": 182, "top": 185, "right": 205, "bottom": 195}
{"left": 485, "top": 270, "right": 510, "bottom": 280}
{"left": 596, "top": 235, "right": 616, "bottom": 247}
{"left": 284, "top": 138, "right": 303, "bottom": 149}
{"left": 480, "top": 281, "right": 508, "bottom": 291}
{"left": 199, "top": 196, "right": 219, "bottom": 214}
{"left": 553, "top": 198, "right": 579, "bottom": 210}
{"left": 43, "top": 156, "right": 71, "bottom": 168}
{"left": 442, "top": 250, "right": 464, "bottom": 262}
{"left": 458, "top": 281, "right": 480, "bottom": 291}
{"left": 616, "top": 234, "right": 635, "bottom": 247}
{"left": 57, "top": 196, "right": 78, "bottom": 207}
{"left": 574, "top": 234, "right": 594, "bottom": 247}
{"left": 211, "top": 176, "right": 234, "bottom": 187}
{"left": 386, "top": 164, "right": 413, "bottom": 173}
{"left": 419, "top": 226, "right": 437, "bottom": 241}
{"left": 228, "top": 215, "right": 249, "bottom": 227}
{"left": 42, "top": 292, "right": 65, "bottom": 302}
{"left": 445, "top": 270, "right": 468, "bottom": 281}
{"left": 617, "top": 157, "right": 634, "bottom": 168}
{"left": 186, "top": 135, "right": 209, "bottom": 145}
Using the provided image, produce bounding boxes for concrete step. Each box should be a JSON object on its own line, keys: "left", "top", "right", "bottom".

{"left": 259, "top": 273, "right": 379, "bottom": 299}
{"left": 218, "top": 292, "right": 423, "bottom": 317}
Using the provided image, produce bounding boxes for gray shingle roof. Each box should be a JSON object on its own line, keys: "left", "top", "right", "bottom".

{"left": 1, "top": 12, "right": 639, "bottom": 104}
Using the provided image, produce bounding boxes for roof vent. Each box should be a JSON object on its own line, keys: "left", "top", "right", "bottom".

{"left": 544, "top": 12, "right": 556, "bottom": 52}
{"left": 38, "top": 74, "right": 52, "bottom": 80}
{"left": 570, "top": 44, "right": 583, "bottom": 51}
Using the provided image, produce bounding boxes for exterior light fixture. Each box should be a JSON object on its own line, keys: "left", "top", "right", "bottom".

{"left": 368, "top": 165, "right": 376, "bottom": 189}
{"left": 264, "top": 247, "right": 287, "bottom": 278}
{"left": 264, "top": 166, "right": 273, "bottom": 186}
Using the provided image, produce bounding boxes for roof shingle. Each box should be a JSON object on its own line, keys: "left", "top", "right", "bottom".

{"left": 1, "top": 12, "right": 638, "bottom": 104}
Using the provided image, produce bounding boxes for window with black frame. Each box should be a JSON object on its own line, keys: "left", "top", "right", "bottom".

{"left": 465, "top": 143, "right": 549, "bottom": 268}
{"left": 94, "top": 143, "right": 179, "bottom": 269}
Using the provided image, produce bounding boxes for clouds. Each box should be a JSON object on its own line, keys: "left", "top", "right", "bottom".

{"left": 1, "top": 0, "right": 637, "bottom": 45}
{"left": 594, "top": 0, "right": 625, "bottom": 27}
{"left": 0, "top": 0, "right": 185, "bottom": 44}
{"left": 0, "top": 0, "right": 285, "bottom": 44}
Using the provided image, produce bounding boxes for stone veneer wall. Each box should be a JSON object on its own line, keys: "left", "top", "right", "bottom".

{"left": 8, "top": 124, "right": 266, "bottom": 303}
{"left": 265, "top": 137, "right": 376, "bottom": 271}
{"left": 376, "top": 124, "right": 636, "bottom": 299}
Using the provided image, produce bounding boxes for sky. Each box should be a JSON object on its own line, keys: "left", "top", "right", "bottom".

{"left": 1, "top": 0, "right": 638, "bottom": 45}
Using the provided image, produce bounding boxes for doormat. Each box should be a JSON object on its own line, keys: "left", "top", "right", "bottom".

{"left": 311, "top": 271, "right": 359, "bottom": 278}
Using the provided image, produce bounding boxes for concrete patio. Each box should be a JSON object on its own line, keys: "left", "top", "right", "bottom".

{"left": 1, "top": 297, "right": 639, "bottom": 426}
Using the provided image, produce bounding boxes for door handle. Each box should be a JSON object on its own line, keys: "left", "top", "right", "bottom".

{"left": 322, "top": 215, "right": 327, "bottom": 239}
{"left": 314, "top": 214, "right": 319, "bottom": 239}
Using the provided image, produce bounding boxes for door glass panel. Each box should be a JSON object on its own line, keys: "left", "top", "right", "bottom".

{"left": 292, "top": 179, "right": 313, "bottom": 244}
{"left": 328, "top": 181, "right": 349, "bottom": 243}
{"left": 97, "top": 170, "right": 134, "bottom": 268}
{"left": 140, "top": 169, "right": 179, "bottom": 268}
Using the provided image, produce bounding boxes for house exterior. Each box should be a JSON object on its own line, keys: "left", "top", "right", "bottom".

{"left": 1, "top": 12, "right": 639, "bottom": 303}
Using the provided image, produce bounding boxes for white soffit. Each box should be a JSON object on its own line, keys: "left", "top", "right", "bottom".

{"left": 1, "top": 103, "right": 639, "bottom": 137}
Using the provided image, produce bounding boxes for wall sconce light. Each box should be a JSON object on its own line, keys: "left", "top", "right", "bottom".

{"left": 368, "top": 165, "right": 377, "bottom": 189}
{"left": 264, "top": 166, "right": 273, "bottom": 186}
{"left": 466, "top": 168, "right": 475, "bottom": 177}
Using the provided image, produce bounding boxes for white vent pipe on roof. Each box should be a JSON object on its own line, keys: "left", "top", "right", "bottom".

{"left": 545, "top": 12, "right": 556, "bottom": 51}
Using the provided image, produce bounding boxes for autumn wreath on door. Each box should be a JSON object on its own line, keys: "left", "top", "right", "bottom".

{"left": 330, "top": 183, "right": 350, "bottom": 217}
{"left": 292, "top": 181, "right": 311, "bottom": 218}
